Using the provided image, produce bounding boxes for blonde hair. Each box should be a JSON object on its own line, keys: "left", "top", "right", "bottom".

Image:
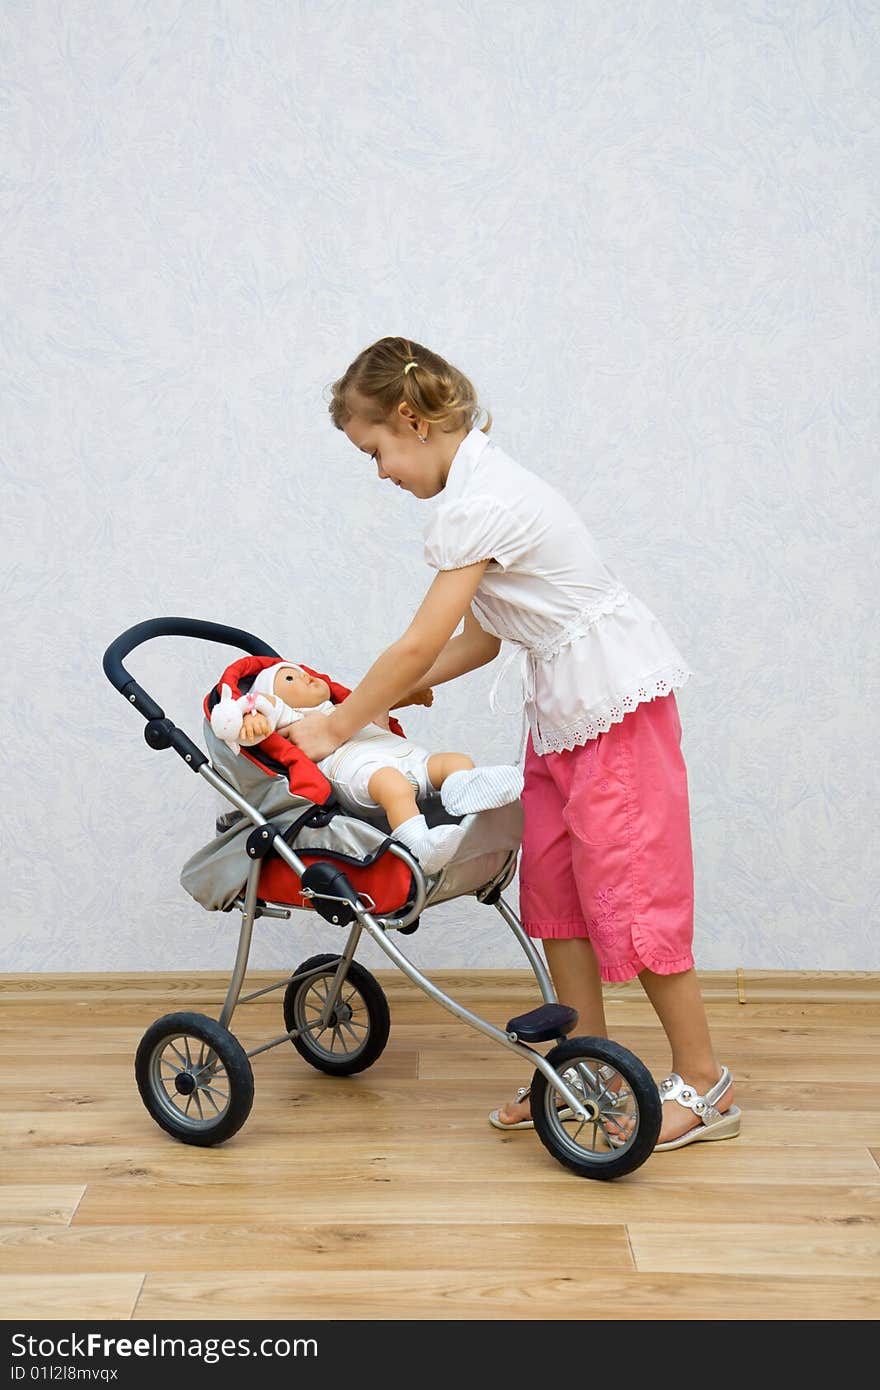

{"left": 327, "top": 336, "right": 492, "bottom": 437}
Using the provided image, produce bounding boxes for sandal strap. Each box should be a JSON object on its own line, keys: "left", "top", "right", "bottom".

{"left": 658, "top": 1066, "right": 733, "bottom": 1126}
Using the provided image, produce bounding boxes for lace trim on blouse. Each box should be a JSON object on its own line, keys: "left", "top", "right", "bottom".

{"left": 531, "top": 663, "right": 694, "bottom": 755}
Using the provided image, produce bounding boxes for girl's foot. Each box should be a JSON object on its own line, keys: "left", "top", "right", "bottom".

{"left": 491, "top": 1067, "right": 633, "bottom": 1139}
{"left": 493, "top": 1092, "right": 532, "bottom": 1128}
{"left": 392, "top": 814, "right": 467, "bottom": 875}
{"left": 440, "top": 765, "right": 524, "bottom": 816}
{"left": 656, "top": 1068, "right": 738, "bottom": 1146}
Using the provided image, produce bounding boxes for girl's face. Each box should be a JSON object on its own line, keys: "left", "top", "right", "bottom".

{"left": 344, "top": 406, "right": 459, "bottom": 499}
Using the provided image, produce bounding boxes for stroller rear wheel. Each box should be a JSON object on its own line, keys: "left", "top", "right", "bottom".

{"left": 283, "top": 954, "right": 390, "bottom": 1076}
{"left": 135, "top": 1012, "right": 254, "bottom": 1146}
{"left": 530, "top": 1036, "right": 661, "bottom": 1179}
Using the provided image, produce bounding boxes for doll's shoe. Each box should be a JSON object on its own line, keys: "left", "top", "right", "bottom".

{"left": 440, "top": 765, "right": 524, "bottom": 816}
{"left": 653, "top": 1066, "right": 741, "bottom": 1151}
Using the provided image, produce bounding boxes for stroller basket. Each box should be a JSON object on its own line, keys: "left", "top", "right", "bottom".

{"left": 103, "top": 617, "right": 662, "bottom": 1178}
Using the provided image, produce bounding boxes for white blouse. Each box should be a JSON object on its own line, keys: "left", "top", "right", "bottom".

{"left": 422, "top": 426, "right": 694, "bottom": 760}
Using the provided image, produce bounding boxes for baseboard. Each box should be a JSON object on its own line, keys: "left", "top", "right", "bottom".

{"left": 1, "top": 968, "right": 878, "bottom": 1002}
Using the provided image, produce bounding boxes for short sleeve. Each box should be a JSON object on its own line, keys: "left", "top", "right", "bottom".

{"left": 422, "top": 495, "right": 514, "bottom": 572}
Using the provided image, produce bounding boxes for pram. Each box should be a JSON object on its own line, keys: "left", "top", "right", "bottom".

{"left": 103, "top": 618, "right": 662, "bottom": 1179}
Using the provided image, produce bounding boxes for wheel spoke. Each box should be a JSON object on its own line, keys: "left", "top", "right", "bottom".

{"left": 201, "top": 1087, "right": 222, "bottom": 1114}
{"left": 191, "top": 1055, "right": 219, "bottom": 1084}
{"left": 339, "top": 1019, "right": 366, "bottom": 1045}
{"left": 199, "top": 1081, "right": 228, "bottom": 1103}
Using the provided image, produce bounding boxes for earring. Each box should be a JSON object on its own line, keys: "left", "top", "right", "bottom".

{"left": 418, "top": 434, "right": 427, "bottom": 443}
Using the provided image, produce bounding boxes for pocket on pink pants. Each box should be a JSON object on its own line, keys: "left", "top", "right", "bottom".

{"left": 562, "top": 732, "right": 632, "bottom": 849}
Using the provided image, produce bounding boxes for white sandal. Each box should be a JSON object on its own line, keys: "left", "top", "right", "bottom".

{"left": 489, "top": 1084, "right": 576, "bottom": 1130}
{"left": 654, "top": 1065, "right": 741, "bottom": 1151}
{"left": 489, "top": 1085, "right": 541, "bottom": 1130}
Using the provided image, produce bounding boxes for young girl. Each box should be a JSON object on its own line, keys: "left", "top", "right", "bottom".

{"left": 252, "top": 335, "right": 740, "bottom": 1151}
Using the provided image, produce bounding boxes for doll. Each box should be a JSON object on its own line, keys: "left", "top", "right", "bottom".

{"left": 217, "top": 660, "right": 523, "bottom": 875}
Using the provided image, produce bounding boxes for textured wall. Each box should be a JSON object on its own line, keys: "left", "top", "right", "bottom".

{"left": 3, "top": 1, "right": 877, "bottom": 976}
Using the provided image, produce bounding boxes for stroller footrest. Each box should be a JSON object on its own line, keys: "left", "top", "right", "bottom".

{"left": 505, "top": 1003, "right": 578, "bottom": 1042}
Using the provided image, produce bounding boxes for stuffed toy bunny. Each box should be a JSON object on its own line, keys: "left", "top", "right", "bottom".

{"left": 209, "top": 683, "right": 283, "bottom": 755}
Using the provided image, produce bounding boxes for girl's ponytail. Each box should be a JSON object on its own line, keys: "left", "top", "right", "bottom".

{"left": 327, "top": 336, "right": 492, "bottom": 436}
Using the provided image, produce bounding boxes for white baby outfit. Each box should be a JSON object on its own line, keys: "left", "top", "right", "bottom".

{"left": 422, "top": 427, "right": 695, "bottom": 762}
{"left": 250, "top": 664, "right": 437, "bottom": 814}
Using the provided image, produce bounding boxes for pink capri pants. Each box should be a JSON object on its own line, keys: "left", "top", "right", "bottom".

{"left": 518, "top": 690, "right": 695, "bottom": 983}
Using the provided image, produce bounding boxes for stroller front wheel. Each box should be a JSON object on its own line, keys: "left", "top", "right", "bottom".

{"left": 135, "top": 1012, "right": 254, "bottom": 1146}
{"left": 530, "top": 1036, "right": 661, "bottom": 1179}
{"left": 283, "top": 954, "right": 390, "bottom": 1076}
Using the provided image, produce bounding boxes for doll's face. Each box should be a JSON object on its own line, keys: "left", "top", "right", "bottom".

{"left": 272, "top": 666, "right": 330, "bottom": 709}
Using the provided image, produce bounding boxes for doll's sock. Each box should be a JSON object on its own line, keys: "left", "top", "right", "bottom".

{"left": 392, "top": 814, "right": 467, "bottom": 875}
{"left": 440, "top": 765, "right": 524, "bottom": 816}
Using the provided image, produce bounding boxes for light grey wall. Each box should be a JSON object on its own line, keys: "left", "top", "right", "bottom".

{"left": 3, "top": 1, "right": 877, "bottom": 974}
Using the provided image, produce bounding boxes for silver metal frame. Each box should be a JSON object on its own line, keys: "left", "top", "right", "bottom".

{"left": 198, "top": 762, "right": 593, "bottom": 1122}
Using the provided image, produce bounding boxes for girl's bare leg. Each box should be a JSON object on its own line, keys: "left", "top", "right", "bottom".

{"left": 495, "top": 937, "right": 608, "bottom": 1124}
{"left": 637, "top": 967, "right": 735, "bottom": 1143}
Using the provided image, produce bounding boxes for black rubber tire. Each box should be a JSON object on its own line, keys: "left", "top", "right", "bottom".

{"left": 530, "top": 1036, "right": 661, "bottom": 1180}
{"left": 134, "top": 1011, "right": 254, "bottom": 1147}
{"left": 283, "top": 954, "right": 390, "bottom": 1076}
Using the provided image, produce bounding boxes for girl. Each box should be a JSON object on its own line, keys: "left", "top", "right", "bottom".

{"left": 251, "top": 336, "right": 740, "bottom": 1151}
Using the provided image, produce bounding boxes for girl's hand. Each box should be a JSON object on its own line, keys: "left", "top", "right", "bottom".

{"left": 283, "top": 710, "right": 344, "bottom": 762}
{"left": 394, "top": 686, "right": 434, "bottom": 710}
{"left": 239, "top": 712, "right": 272, "bottom": 745}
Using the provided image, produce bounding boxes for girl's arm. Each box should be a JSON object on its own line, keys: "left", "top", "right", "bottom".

{"left": 390, "top": 608, "right": 500, "bottom": 705}
{"left": 327, "top": 561, "right": 493, "bottom": 743}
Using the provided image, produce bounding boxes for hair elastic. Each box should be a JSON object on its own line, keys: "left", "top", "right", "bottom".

{"left": 403, "top": 360, "right": 417, "bottom": 374}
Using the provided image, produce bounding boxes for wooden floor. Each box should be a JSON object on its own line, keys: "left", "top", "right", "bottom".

{"left": 1, "top": 969, "right": 879, "bottom": 1321}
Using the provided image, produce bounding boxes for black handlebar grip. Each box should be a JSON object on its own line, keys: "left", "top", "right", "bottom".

{"left": 102, "top": 617, "right": 281, "bottom": 713}
{"left": 102, "top": 617, "right": 282, "bottom": 769}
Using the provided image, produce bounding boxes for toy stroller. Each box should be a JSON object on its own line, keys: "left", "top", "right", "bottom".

{"left": 102, "top": 618, "right": 662, "bottom": 1179}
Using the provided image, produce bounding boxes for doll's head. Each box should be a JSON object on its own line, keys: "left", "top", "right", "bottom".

{"left": 253, "top": 663, "right": 330, "bottom": 711}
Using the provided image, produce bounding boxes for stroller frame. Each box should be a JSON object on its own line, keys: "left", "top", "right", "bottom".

{"left": 103, "top": 618, "right": 662, "bottom": 1179}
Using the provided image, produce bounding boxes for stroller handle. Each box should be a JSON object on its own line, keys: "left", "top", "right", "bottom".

{"left": 102, "top": 617, "right": 281, "bottom": 770}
